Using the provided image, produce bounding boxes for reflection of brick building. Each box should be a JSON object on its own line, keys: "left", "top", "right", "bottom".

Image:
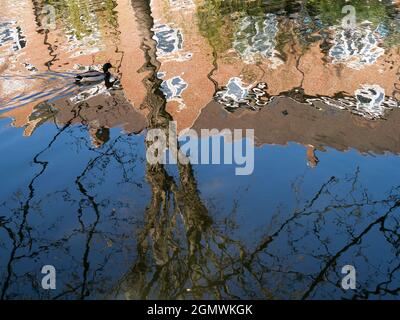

{"left": 0, "top": 0, "right": 148, "bottom": 139}
{"left": 150, "top": 0, "right": 215, "bottom": 132}
{"left": 1, "top": 84, "right": 147, "bottom": 137}
{"left": 0, "top": 0, "right": 50, "bottom": 103}
{"left": 2, "top": 0, "right": 400, "bottom": 139}
{"left": 152, "top": 1, "right": 400, "bottom": 129}
{"left": 193, "top": 98, "right": 400, "bottom": 156}
{"left": 213, "top": 19, "right": 400, "bottom": 102}
{"left": 115, "top": 0, "right": 149, "bottom": 111}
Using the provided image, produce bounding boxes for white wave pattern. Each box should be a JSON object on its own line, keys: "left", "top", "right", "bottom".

{"left": 0, "top": 20, "right": 26, "bottom": 54}
{"left": 69, "top": 83, "right": 110, "bottom": 104}
{"left": 329, "top": 25, "right": 385, "bottom": 69}
{"left": 152, "top": 23, "right": 192, "bottom": 62}
{"left": 214, "top": 77, "right": 269, "bottom": 110}
{"left": 215, "top": 79, "right": 398, "bottom": 119}
{"left": 233, "top": 13, "right": 281, "bottom": 66}
{"left": 310, "top": 85, "right": 398, "bottom": 119}
{"left": 354, "top": 84, "right": 398, "bottom": 118}
{"left": 160, "top": 76, "right": 188, "bottom": 110}
{"left": 169, "top": 0, "right": 195, "bottom": 11}
{"left": 216, "top": 77, "right": 249, "bottom": 103}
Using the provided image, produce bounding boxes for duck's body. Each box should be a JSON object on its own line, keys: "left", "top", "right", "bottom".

{"left": 75, "top": 63, "right": 113, "bottom": 84}
{"left": 75, "top": 71, "right": 108, "bottom": 83}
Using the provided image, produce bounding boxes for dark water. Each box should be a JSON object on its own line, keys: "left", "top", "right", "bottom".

{"left": 1, "top": 0, "right": 400, "bottom": 299}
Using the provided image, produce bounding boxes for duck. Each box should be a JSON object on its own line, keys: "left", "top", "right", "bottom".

{"left": 75, "top": 63, "right": 114, "bottom": 84}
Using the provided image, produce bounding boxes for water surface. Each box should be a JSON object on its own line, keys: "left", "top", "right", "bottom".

{"left": 1, "top": 0, "right": 400, "bottom": 299}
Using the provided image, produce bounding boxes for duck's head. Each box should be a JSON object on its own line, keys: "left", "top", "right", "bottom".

{"left": 103, "top": 63, "right": 113, "bottom": 73}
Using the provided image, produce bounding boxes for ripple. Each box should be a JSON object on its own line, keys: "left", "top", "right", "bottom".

{"left": 233, "top": 13, "right": 280, "bottom": 65}
{"left": 0, "top": 20, "right": 26, "bottom": 53}
{"left": 0, "top": 71, "right": 105, "bottom": 111}
{"left": 215, "top": 78, "right": 399, "bottom": 119}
